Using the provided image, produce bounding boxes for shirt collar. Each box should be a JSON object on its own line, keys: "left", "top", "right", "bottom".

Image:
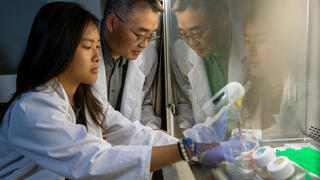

{"left": 102, "top": 39, "right": 127, "bottom": 68}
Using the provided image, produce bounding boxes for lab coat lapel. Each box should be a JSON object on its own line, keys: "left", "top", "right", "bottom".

{"left": 85, "top": 105, "right": 103, "bottom": 138}
{"left": 120, "top": 57, "right": 145, "bottom": 121}
{"left": 93, "top": 51, "right": 108, "bottom": 102}
{"left": 46, "top": 78, "right": 76, "bottom": 124}
{"left": 187, "top": 49, "right": 211, "bottom": 121}
{"left": 228, "top": 19, "right": 248, "bottom": 84}
{"left": 47, "top": 78, "right": 103, "bottom": 137}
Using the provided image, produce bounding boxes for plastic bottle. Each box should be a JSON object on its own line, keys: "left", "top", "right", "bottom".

{"left": 195, "top": 82, "right": 245, "bottom": 124}
{"left": 267, "top": 156, "right": 305, "bottom": 180}
{"left": 252, "top": 146, "right": 276, "bottom": 179}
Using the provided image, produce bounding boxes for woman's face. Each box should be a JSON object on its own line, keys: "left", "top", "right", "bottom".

{"left": 244, "top": 22, "right": 272, "bottom": 77}
{"left": 61, "top": 22, "right": 101, "bottom": 85}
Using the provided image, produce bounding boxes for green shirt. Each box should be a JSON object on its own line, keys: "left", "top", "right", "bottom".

{"left": 203, "top": 55, "right": 228, "bottom": 96}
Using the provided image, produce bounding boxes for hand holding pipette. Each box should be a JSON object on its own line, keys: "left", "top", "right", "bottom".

{"left": 184, "top": 82, "right": 245, "bottom": 143}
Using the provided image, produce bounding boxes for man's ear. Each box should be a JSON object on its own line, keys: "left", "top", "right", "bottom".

{"left": 105, "top": 13, "right": 117, "bottom": 33}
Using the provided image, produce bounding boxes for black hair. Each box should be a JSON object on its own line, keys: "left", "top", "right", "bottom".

{"left": 1, "top": 2, "right": 104, "bottom": 126}
{"left": 172, "top": 0, "right": 227, "bottom": 16}
{"left": 103, "top": 0, "right": 163, "bottom": 18}
{"left": 101, "top": 0, "right": 163, "bottom": 38}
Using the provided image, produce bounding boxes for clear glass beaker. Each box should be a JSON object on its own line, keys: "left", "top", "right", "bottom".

{"left": 232, "top": 132, "right": 260, "bottom": 174}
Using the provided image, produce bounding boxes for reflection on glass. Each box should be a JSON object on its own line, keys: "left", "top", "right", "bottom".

{"left": 166, "top": 0, "right": 309, "bottom": 179}
{"left": 241, "top": 10, "right": 282, "bottom": 131}
{"left": 240, "top": 0, "right": 307, "bottom": 138}
{"left": 170, "top": 0, "right": 307, "bottom": 140}
{"left": 171, "top": 0, "right": 247, "bottom": 134}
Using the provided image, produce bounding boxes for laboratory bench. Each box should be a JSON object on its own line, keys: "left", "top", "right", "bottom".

{"left": 169, "top": 130, "right": 320, "bottom": 180}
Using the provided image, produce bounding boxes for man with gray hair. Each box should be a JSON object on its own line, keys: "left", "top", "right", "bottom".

{"left": 95, "top": 0, "right": 163, "bottom": 129}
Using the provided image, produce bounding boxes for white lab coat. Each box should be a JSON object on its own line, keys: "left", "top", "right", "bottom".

{"left": 96, "top": 44, "right": 161, "bottom": 129}
{"left": 0, "top": 78, "right": 177, "bottom": 180}
{"left": 171, "top": 22, "right": 248, "bottom": 128}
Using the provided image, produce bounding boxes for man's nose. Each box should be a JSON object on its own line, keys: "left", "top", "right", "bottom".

{"left": 138, "top": 39, "right": 150, "bottom": 49}
{"left": 187, "top": 37, "right": 200, "bottom": 48}
{"left": 249, "top": 44, "right": 257, "bottom": 56}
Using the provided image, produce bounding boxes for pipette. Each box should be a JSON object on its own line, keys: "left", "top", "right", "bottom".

{"left": 195, "top": 82, "right": 245, "bottom": 124}
{"left": 234, "top": 96, "right": 246, "bottom": 152}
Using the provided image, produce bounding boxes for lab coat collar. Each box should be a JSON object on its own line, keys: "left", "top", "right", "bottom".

{"left": 34, "top": 78, "right": 77, "bottom": 125}
{"left": 34, "top": 77, "right": 69, "bottom": 103}
{"left": 119, "top": 51, "right": 146, "bottom": 119}
{"left": 227, "top": 19, "right": 248, "bottom": 84}
{"left": 38, "top": 78, "right": 103, "bottom": 136}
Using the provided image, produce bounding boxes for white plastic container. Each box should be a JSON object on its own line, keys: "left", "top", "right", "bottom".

{"left": 267, "top": 156, "right": 304, "bottom": 180}
{"left": 252, "top": 146, "right": 276, "bottom": 179}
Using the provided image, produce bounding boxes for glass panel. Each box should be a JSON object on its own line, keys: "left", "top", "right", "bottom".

{"left": 236, "top": 0, "right": 309, "bottom": 140}
{"left": 168, "top": 0, "right": 308, "bottom": 141}
{"left": 165, "top": 0, "right": 314, "bottom": 179}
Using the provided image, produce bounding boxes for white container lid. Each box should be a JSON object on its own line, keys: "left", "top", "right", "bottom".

{"left": 252, "top": 146, "right": 276, "bottom": 167}
{"left": 267, "top": 156, "right": 295, "bottom": 180}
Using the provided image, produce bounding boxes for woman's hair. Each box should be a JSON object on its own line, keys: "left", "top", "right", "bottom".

{"left": 1, "top": 2, "right": 104, "bottom": 126}
{"left": 242, "top": 77, "right": 278, "bottom": 130}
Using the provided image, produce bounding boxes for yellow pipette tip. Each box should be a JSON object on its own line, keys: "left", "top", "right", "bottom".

{"left": 234, "top": 96, "right": 244, "bottom": 107}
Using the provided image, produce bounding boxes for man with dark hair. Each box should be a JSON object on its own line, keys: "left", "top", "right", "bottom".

{"left": 171, "top": 0, "right": 248, "bottom": 129}
{"left": 95, "top": 0, "right": 163, "bottom": 129}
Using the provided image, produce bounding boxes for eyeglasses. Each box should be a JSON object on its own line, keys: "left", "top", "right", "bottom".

{"left": 178, "top": 10, "right": 224, "bottom": 42}
{"left": 178, "top": 28, "right": 210, "bottom": 42}
{"left": 178, "top": 30, "right": 206, "bottom": 42}
{"left": 113, "top": 13, "right": 160, "bottom": 43}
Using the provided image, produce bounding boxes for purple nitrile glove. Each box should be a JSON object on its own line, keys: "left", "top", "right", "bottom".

{"left": 220, "top": 136, "right": 243, "bottom": 162}
{"left": 199, "top": 135, "right": 258, "bottom": 165}
{"left": 183, "top": 107, "right": 228, "bottom": 143}
{"left": 220, "top": 135, "right": 257, "bottom": 162}
{"left": 199, "top": 145, "right": 225, "bottom": 166}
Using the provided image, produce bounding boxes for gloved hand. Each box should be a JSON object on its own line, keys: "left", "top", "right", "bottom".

{"left": 183, "top": 106, "right": 229, "bottom": 143}
{"left": 198, "top": 145, "right": 225, "bottom": 166}
{"left": 220, "top": 135, "right": 258, "bottom": 162}
{"left": 199, "top": 134, "right": 258, "bottom": 166}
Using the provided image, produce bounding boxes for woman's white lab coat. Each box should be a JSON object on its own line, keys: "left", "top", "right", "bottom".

{"left": 171, "top": 21, "right": 248, "bottom": 128}
{"left": 0, "top": 78, "right": 177, "bottom": 180}
{"left": 96, "top": 44, "right": 161, "bottom": 129}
